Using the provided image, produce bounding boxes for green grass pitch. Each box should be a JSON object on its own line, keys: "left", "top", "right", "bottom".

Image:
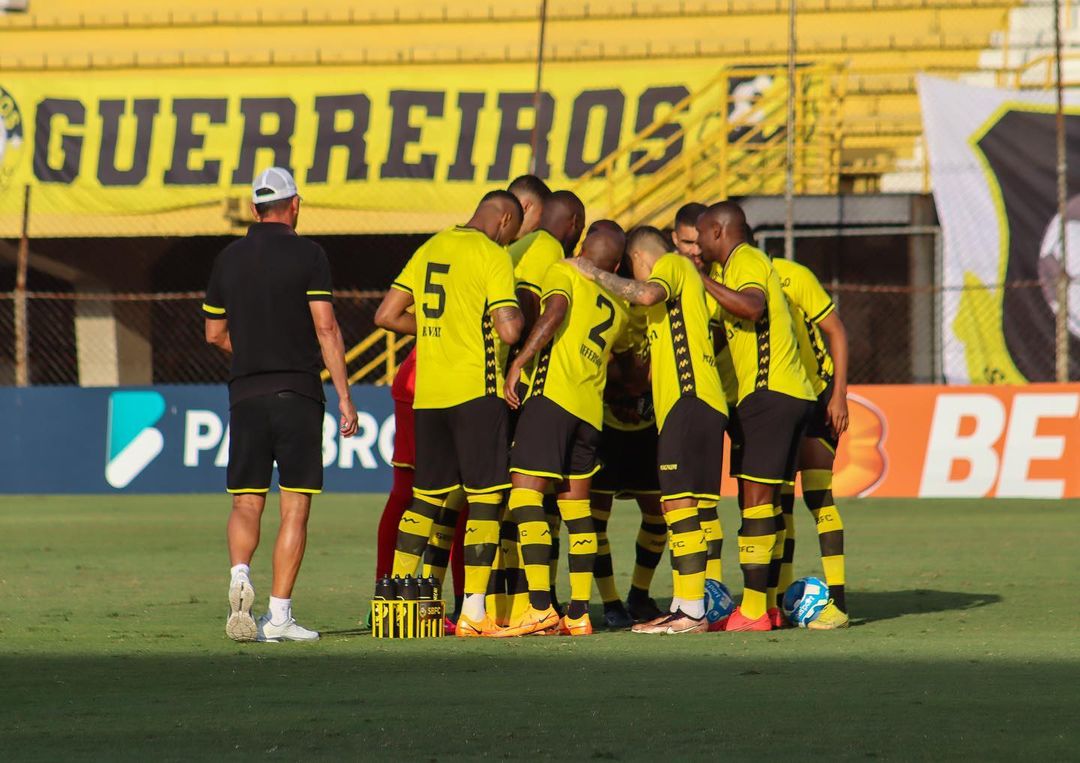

{"left": 2, "top": 495, "right": 1077, "bottom": 760}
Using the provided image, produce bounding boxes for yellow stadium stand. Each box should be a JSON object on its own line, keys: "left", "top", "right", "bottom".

{"left": 0, "top": 0, "right": 1041, "bottom": 203}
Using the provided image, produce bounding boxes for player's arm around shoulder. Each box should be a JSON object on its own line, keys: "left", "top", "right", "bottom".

{"left": 567, "top": 256, "right": 667, "bottom": 306}
{"left": 699, "top": 249, "right": 766, "bottom": 322}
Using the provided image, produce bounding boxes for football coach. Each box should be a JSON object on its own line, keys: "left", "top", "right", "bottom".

{"left": 203, "top": 167, "right": 359, "bottom": 642}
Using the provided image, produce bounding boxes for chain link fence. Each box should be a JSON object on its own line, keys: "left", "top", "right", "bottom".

{"left": 0, "top": 276, "right": 1067, "bottom": 387}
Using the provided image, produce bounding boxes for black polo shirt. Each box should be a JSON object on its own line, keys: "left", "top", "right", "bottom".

{"left": 202, "top": 222, "right": 333, "bottom": 406}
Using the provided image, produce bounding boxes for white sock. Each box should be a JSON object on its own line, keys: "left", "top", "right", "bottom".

{"left": 681, "top": 597, "right": 706, "bottom": 619}
{"left": 461, "top": 593, "right": 486, "bottom": 621}
{"left": 669, "top": 596, "right": 682, "bottom": 614}
{"left": 268, "top": 596, "right": 291, "bottom": 624}
{"left": 230, "top": 563, "right": 250, "bottom": 581}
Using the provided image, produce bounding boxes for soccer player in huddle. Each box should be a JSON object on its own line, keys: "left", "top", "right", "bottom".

{"left": 374, "top": 190, "right": 525, "bottom": 637}
{"left": 499, "top": 223, "right": 632, "bottom": 637}
{"left": 589, "top": 301, "right": 668, "bottom": 628}
{"left": 671, "top": 202, "right": 708, "bottom": 268}
{"left": 771, "top": 254, "right": 851, "bottom": 629}
{"left": 572, "top": 226, "right": 728, "bottom": 634}
{"left": 697, "top": 202, "right": 816, "bottom": 632}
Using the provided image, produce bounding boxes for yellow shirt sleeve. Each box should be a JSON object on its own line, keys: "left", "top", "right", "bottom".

{"left": 485, "top": 246, "right": 519, "bottom": 311}
{"left": 788, "top": 265, "right": 835, "bottom": 324}
{"left": 724, "top": 246, "right": 770, "bottom": 296}
{"left": 516, "top": 235, "right": 562, "bottom": 296}
{"left": 647, "top": 253, "right": 684, "bottom": 301}
{"left": 540, "top": 261, "right": 574, "bottom": 305}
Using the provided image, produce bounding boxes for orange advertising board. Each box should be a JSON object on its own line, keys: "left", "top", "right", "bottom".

{"left": 717, "top": 384, "right": 1080, "bottom": 499}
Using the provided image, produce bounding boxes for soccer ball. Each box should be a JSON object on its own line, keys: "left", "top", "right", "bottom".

{"left": 782, "top": 577, "right": 830, "bottom": 628}
{"left": 704, "top": 579, "right": 736, "bottom": 624}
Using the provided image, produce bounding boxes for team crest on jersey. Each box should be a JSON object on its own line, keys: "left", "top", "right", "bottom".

{"left": 0, "top": 86, "right": 24, "bottom": 192}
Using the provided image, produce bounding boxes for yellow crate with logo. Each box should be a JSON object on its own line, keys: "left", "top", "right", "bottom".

{"left": 370, "top": 575, "right": 445, "bottom": 639}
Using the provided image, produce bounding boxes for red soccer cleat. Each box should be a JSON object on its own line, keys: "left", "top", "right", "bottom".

{"left": 767, "top": 607, "right": 791, "bottom": 629}
{"left": 723, "top": 608, "right": 772, "bottom": 632}
{"left": 443, "top": 617, "right": 457, "bottom": 636}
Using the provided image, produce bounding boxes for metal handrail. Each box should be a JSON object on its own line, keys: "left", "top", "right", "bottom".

{"left": 322, "top": 328, "right": 413, "bottom": 385}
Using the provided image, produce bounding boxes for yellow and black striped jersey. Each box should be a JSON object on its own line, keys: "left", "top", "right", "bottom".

{"left": 772, "top": 258, "right": 836, "bottom": 396}
{"left": 527, "top": 261, "right": 631, "bottom": 430}
{"left": 391, "top": 225, "right": 518, "bottom": 409}
{"left": 645, "top": 253, "right": 728, "bottom": 429}
{"left": 711, "top": 244, "right": 815, "bottom": 404}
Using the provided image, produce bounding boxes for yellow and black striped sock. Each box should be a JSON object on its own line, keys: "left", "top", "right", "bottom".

{"left": 804, "top": 469, "right": 846, "bottom": 612}
{"left": 558, "top": 498, "right": 597, "bottom": 619}
{"left": 463, "top": 492, "right": 504, "bottom": 606}
{"left": 544, "top": 496, "right": 561, "bottom": 604}
{"left": 664, "top": 506, "right": 707, "bottom": 613}
{"left": 630, "top": 512, "right": 667, "bottom": 597}
{"left": 766, "top": 498, "right": 787, "bottom": 611}
{"left": 591, "top": 503, "right": 620, "bottom": 604}
{"left": 501, "top": 518, "right": 530, "bottom": 622}
{"left": 509, "top": 487, "right": 552, "bottom": 612}
{"left": 392, "top": 492, "right": 446, "bottom": 577}
{"left": 738, "top": 502, "right": 777, "bottom": 620}
{"left": 698, "top": 499, "right": 723, "bottom": 583}
{"left": 421, "top": 500, "right": 461, "bottom": 586}
{"left": 778, "top": 484, "right": 797, "bottom": 602}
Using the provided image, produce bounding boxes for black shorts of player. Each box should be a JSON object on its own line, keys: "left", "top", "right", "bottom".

{"left": 656, "top": 397, "right": 727, "bottom": 502}
{"left": 592, "top": 424, "right": 661, "bottom": 497}
{"left": 228, "top": 391, "right": 324, "bottom": 495}
{"left": 510, "top": 395, "right": 601, "bottom": 482}
{"left": 729, "top": 389, "right": 813, "bottom": 486}
{"left": 414, "top": 396, "right": 511, "bottom": 496}
{"left": 804, "top": 380, "right": 840, "bottom": 452}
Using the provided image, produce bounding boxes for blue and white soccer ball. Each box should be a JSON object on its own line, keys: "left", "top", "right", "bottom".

{"left": 782, "top": 577, "right": 830, "bottom": 628}
{"left": 704, "top": 579, "right": 736, "bottom": 624}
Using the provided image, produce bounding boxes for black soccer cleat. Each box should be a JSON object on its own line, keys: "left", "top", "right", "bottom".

{"left": 603, "top": 601, "right": 635, "bottom": 630}
{"left": 626, "top": 593, "right": 664, "bottom": 623}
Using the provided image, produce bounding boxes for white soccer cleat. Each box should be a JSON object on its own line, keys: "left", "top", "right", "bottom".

{"left": 225, "top": 577, "right": 258, "bottom": 642}
{"left": 257, "top": 614, "right": 320, "bottom": 642}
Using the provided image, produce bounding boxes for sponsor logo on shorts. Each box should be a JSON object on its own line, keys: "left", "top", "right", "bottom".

{"left": 105, "top": 391, "right": 166, "bottom": 489}
{"left": 659, "top": 463, "right": 678, "bottom": 471}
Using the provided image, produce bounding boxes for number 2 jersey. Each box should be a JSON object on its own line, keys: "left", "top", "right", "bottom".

{"left": 526, "top": 260, "right": 631, "bottom": 430}
{"left": 390, "top": 225, "right": 518, "bottom": 410}
{"left": 644, "top": 253, "right": 729, "bottom": 429}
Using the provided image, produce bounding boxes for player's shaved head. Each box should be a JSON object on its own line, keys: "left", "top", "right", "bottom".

{"left": 579, "top": 224, "right": 626, "bottom": 273}
{"left": 627, "top": 225, "right": 668, "bottom": 255}
{"left": 469, "top": 189, "right": 524, "bottom": 246}
{"left": 696, "top": 200, "right": 749, "bottom": 265}
{"left": 508, "top": 175, "right": 550, "bottom": 237}
{"left": 508, "top": 174, "right": 551, "bottom": 201}
{"left": 540, "top": 190, "right": 586, "bottom": 253}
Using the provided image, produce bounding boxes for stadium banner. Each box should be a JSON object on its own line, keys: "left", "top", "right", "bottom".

{"left": 919, "top": 75, "right": 1080, "bottom": 384}
{"left": 0, "top": 383, "right": 1077, "bottom": 497}
{"left": 0, "top": 384, "right": 395, "bottom": 494}
{"left": 0, "top": 62, "right": 803, "bottom": 237}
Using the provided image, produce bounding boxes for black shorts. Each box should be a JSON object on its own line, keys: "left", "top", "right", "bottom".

{"left": 804, "top": 381, "right": 840, "bottom": 452}
{"left": 510, "top": 396, "right": 601, "bottom": 482}
{"left": 656, "top": 397, "right": 727, "bottom": 502}
{"left": 728, "top": 390, "right": 813, "bottom": 486}
{"left": 414, "top": 397, "right": 510, "bottom": 496}
{"left": 592, "top": 424, "right": 661, "bottom": 496}
{"left": 228, "top": 391, "right": 324, "bottom": 495}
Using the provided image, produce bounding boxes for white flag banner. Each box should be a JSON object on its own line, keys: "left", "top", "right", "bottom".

{"left": 918, "top": 75, "right": 1080, "bottom": 383}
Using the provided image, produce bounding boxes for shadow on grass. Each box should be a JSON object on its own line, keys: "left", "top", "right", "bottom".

{"left": 851, "top": 589, "right": 1002, "bottom": 625}
{"left": 2, "top": 651, "right": 1074, "bottom": 760}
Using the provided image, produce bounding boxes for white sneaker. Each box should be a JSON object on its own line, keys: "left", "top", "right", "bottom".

{"left": 257, "top": 613, "right": 320, "bottom": 642}
{"left": 225, "top": 576, "right": 257, "bottom": 642}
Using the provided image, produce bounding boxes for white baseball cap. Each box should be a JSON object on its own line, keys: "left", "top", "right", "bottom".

{"left": 252, "top": 167, "right": 299, "bottom": 203}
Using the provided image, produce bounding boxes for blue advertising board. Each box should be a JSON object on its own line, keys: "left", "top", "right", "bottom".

{"left": 0, "top": 385, "right": 395, "bottom": 494}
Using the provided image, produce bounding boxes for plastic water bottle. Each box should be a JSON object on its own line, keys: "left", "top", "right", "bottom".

{"left": 401, "top": 574, "right": 419, "bottom": 601}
